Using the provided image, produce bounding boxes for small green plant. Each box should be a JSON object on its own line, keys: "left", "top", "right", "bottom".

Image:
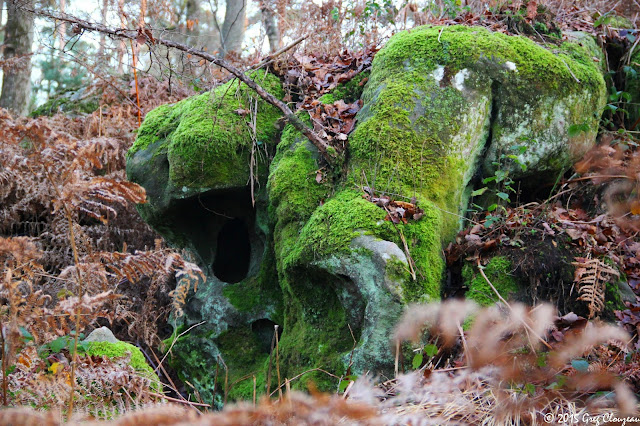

{"left": 469, "top": 144, "right": 528, "bottom": 226}
{"left": 600, "top": 71, "right": 632, "bottom": 130}
{"left": 411, "top": 343, "right": 438, "bottom": 370}
{"left": 37, "top": 334, "right": 89, "bottom": 360}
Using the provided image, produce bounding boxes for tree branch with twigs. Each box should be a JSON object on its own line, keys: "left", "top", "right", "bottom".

{"left": 22, "top": 7, "right": 335, "bottom": 163}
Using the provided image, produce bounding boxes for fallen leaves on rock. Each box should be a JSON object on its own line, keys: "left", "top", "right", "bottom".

{"left": 361, "top": 187, "right": 424, "bottom": 224}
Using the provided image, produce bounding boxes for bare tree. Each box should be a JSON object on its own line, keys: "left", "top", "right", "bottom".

{"left": 0, "top": 0, "right": 35, "bottom": 115}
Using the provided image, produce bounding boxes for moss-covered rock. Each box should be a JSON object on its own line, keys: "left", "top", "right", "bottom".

{"left": 357, "top": 26, "right": 605, "bottom": 193}
{"left": 126, "top": 72, "right": 285, "bottom": 405}
{"left": 31, "top": 86, "right": 100, "bottom": 117}
{"left": 126, "top": 25, "right": 609, "bottom": 404}
{"left": 127, "top": 73, "right": 284, "bottom": 228}
{"left": 265, "top": 26, "right": 607, "bottom": 382}
{"left": 85, "top": 341, "right": 159, "bottom": 384}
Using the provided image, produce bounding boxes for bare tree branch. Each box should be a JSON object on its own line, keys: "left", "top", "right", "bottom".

{"left": 22, "top": 7, "right": 334, "bottom": 162}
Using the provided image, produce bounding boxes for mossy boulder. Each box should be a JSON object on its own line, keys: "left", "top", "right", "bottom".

{"left": 267, "top": 25, "right": 606, "bottom": 378}
{"left": 127, "top": 73, "right": 284, "bottom": 234}
{"left": 457, "top": 237, "right": 630, "bottom": 319}
{"left": 82, "top": 327, "right": 160, "bottom": 390}
{"left": 126, "top": 26, "right": 608, "bottom": 404}
{"left": 85, "top": 341, "right": 159, "bottom": 384}
{"left": 31, "top": 86, "right": 100, "bottom": 117}
{"left": 358, "top": 26, "right": 605, "bottom": 193}
{"left": 126, "top": 72, "right": 285, "bottom": 405}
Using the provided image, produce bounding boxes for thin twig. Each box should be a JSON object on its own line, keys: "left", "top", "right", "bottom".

{"left": 148, "top": 392, "right": 210, "bottom": 407}
{"left": 158, "top": 321, "right": 206, "bottom": 368}
{"left": 249, "top": 34, "right": 308, "bottom": 70}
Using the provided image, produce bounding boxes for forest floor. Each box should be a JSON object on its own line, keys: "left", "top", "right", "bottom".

{"left": 1, "top": 0, "right": 640, "bottom": 424}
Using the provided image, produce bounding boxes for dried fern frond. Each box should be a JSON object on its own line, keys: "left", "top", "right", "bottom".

{"left": 95, "top": 249, "right": 204, "bottom": 318}
{"left": 56, "top": 291, "right": 121, "bottom": 319}
{"left": 0, "top": 236, "right": 42, "bottom": 266}
{"left": 169, "top": 260, "right": 205, "bottom": 318}
{"left": 572, "top": 255, "right": 620, "bottom": 319}
{"left": 5, "top": 345, "right": 159, "bottom": 419}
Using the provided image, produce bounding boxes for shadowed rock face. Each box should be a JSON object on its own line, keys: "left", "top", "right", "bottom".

{"left": 126, "top": 26, "right": 607, "bottom": 403}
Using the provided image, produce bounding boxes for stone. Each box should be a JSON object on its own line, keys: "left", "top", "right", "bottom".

{"left": 84, "top": 326, "right": 119, "bottom": 343}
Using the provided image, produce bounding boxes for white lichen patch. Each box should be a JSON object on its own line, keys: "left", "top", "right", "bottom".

{"left": 453, "top": 69, "right": 470, "bottom": 91}
{"left": 505, "top": 61, "right": 518, "bottom": 72}
{"left": 431, "top": 65, "right": 445, "bottom": 83}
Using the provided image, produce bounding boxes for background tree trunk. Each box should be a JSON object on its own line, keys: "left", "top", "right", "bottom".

{"left": 259, "top": 0, "right": 280, "bottom": 52}
{"left": 59, "top": 0, "right": 66, "bottom": 50}
{"left": 97, "top": 0, "right": 108, "bottom": 58}
{"left": 0, "top": 0, "right": 35, "bottom": 116}
{"left": 185, "top": 0, "right": 202, "bottom": 49}
{"left": 219, "top": 0, "right": 246, "bottom": 56}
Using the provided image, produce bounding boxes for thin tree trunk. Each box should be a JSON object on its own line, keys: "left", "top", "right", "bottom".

{"left": 259, "top": 0, "right": 280, "bottom": 52}
{"left": 139, "top": 0, "right": 147, "bottom": 27}
{"left": 59, "top": 0, "right": 66, "bottom": 50}
{"left": 185, "top": 0, "right": 201, "bottom": 48}
{"left": 0, "top": 0, "right": 35, "bottom": 116}
{"left": 219, "top": 0, "right": 246, "bottom": 56}
{"left": 117, "top": 0, "right": 126, "bottom": 74}
{"left": 97, "top": 0, "right": 108, "bottom": 58}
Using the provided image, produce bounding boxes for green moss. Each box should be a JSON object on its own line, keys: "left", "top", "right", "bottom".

{"left": 283, "top": 190, "right": 387, "bottom": 267}
{"left": 275, "top": 287, "right": 350, "bottom": 392}
{"left": 349, "top": 76, "right": 471, "bottom": 237}
{"left": 463, "top": 256, "right": 519, "bottom": 306}
{"left": 605, "top": 280, "right": 625, "bottom": 313}
{"left": 603, "top": 258, "right": 626, "bottom": 314}
{"left": 370, "top": 26, "right": 602, "bottom": 94}
{"left": 128, "top": 72, "right": 284, "bottom": 189}
{"left": 268, "top": 118, "right": 329, "bottom": 225}
{"left": 86, "top": 341, "right": 160, "bottom": 389}
{"left": 319, "top": 71, "right": 370, "bottom": 104}
{"left": 215, "top": 327, "right": 270, "bottom": 400}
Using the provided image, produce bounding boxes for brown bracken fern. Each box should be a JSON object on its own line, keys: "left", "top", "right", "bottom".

{"left": 572, "top": 255, "right": 620, "bottom": 319}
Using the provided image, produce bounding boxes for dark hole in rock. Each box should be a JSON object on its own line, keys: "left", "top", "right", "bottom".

{"left": 213, "top": 218, "right": 251, "bottom": 283}
{"left": 251, "top": 319, "right": 282, "bottom": 354}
